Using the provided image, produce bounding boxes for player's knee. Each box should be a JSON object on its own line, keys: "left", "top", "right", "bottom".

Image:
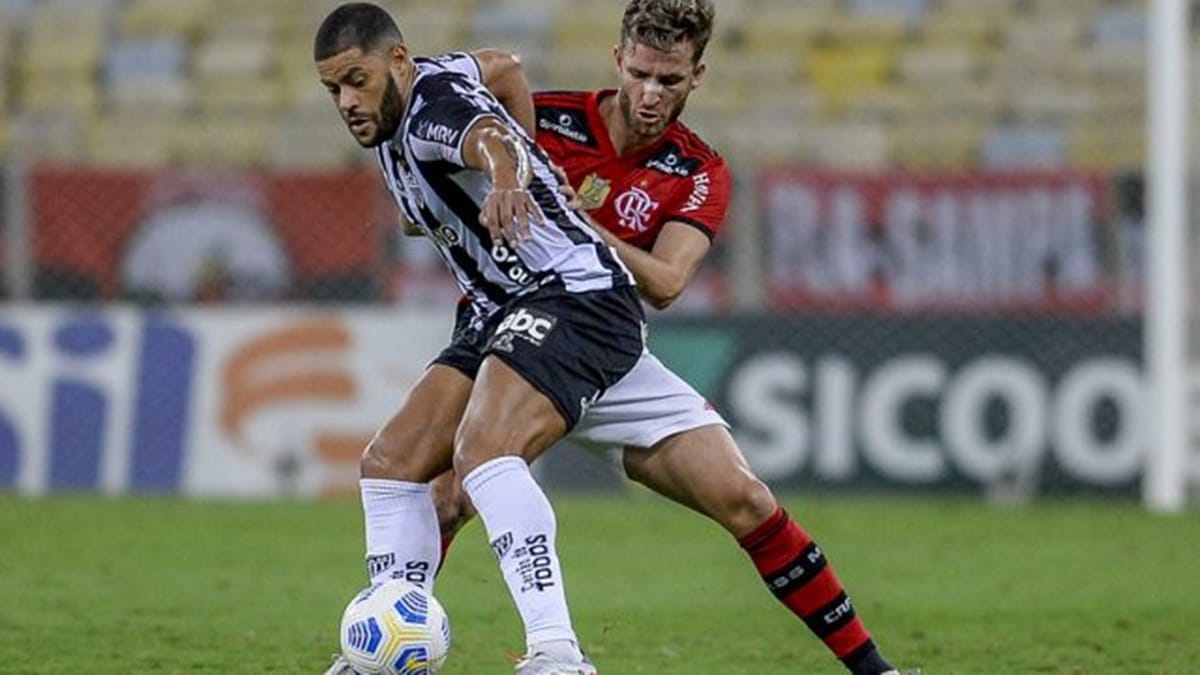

{"left": 724, "top": 476, "right": 779, "bottom": 536}
{"left": 360, "top": 434, "right": 422, "bottom": 481}
{"left": 360, "top": 436, "right": 393, "bottom": 477}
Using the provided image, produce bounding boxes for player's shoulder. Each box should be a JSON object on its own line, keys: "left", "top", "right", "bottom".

{"left": 409, "top": 66, "right": 484, "bottom": 109}
{"left": 639, "top": 123, "right": 728, "bottom": 180}
{"left": 414, "top": 51, "right": 481, "bottom": 80}
{"left": 666, "top": 121, "right": 725, "bottom": 166}
{"left": 534, "top": 90, "right": 598, "bottom": 147}
{"left": 533, "top": 89, "right": 590, "bottom": 109}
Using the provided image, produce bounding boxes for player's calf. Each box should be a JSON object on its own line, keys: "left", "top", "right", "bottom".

{"left": 430, "top": 469, "right": 477, "bottom": 572}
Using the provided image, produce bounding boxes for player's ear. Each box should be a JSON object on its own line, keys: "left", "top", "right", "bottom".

{"left": 691, "top": 61, "right": 706, "bottom": 90}
{"left": 389, "top": 43, "right": 410, "bottom": 73}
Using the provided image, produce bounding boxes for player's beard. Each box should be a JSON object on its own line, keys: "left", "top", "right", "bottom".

{"left": 361, "top": 74, "right": 405, "bottom": 147}
{"left": 619, "top": 87, "right": 687, "bottom": 140}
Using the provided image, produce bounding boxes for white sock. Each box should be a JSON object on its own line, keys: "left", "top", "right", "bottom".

{"left": 462, "top": 456, "right": 581, "bottom": 654}
{"left": 360, "top": 478, "right": 440, "bottom": 591}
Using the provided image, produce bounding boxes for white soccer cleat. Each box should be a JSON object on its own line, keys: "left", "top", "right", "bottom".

{"left": 882, "top": 669, "right": 923, "bottom": 675}
{"left": 321, "top": 653, "right": 358, "bottom": 675}
{"left": 513, "top": 650, "right": 598, "bottom": 675}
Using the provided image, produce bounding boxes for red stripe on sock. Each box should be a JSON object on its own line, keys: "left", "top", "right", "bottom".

{"left": 825, "top": 618, "right": 873, "bottom": 659}
{"left": 738, "top": 507, "right": 809, "bottom": 572}
{"left": 784, "top": 566, "right": 843, "bottom": 616}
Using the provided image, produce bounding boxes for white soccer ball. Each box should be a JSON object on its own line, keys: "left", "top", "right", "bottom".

{"left": 338, "top": 579, "right": 451, "bottom": 675}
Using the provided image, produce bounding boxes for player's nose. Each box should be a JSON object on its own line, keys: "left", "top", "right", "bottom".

{"left": 338, "top": 89, "right": 360, "bottom": 113}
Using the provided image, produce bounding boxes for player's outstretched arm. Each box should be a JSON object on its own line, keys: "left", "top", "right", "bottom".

{"left": 462, "top": 117, "right": 539, "bottom": 246}
{"left": 470, "top": 49, "right": 535, "bottom": 136}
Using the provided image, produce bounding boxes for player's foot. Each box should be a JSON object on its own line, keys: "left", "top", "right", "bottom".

{"left": 321, "top": 653, "right": 357, "bottom": 675}
{"left": 513, "top": 650, "right": 598, "bottom": 675}
{"left": 882, "top": 669, "right": 923, "bottom": 675}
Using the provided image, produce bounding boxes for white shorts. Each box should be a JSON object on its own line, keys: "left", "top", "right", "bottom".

{"left": 569, "top": 349, "right": 728, "bottom": 450}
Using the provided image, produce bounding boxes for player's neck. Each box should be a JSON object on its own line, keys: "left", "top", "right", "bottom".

{"left": 599, "top": 95, "right": 662, "bottom": 157}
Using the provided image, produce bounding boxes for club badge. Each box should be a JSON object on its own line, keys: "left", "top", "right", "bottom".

{"left": 576, "top": 174, "right": 612, "bottom": 211}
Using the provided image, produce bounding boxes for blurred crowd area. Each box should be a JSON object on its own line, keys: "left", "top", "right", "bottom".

{"left": 0, "top": 0, "right": 1192, "bottom": 310}
{"left": 0, "top": 0, "right": 1177, "bottom": 170}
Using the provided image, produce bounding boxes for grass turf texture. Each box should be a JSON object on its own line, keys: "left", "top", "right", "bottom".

{"left": 1, "top": 493, "right": 1197, "bottom": 674}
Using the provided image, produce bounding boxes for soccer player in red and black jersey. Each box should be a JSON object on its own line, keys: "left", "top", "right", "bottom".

{"left": 532, "top": 84, "right": 728, "bottom": 310}
{"left": 432, "top": 2, "right": 919, "bottom": 674}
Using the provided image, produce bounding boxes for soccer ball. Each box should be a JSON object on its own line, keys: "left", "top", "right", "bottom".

{"left": 338, "top": 579, "right": 451, "bottom": 675}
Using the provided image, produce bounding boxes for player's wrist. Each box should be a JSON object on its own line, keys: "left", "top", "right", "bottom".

{"left": 490, "top": 171, "right": 525, "bottom": 191}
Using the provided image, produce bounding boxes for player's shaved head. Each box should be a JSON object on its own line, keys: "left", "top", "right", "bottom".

{"left": 620, "top": 0, "right": 715, "bottom": 64}
{"left": 313, "top": 2, "right": 404, "bottom": 61}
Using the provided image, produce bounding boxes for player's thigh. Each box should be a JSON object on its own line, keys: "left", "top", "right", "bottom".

{"left": 453, "top": 355, "right": 569, "bottom": 475}
{"left": 623, "top": 424, "right": 777, "bottom": 537}
{"left": 364, "top": 364, "right": 473, "bottom": 481}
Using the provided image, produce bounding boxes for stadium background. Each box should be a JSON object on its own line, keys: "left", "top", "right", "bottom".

{"left": 2, "top": 0, "right": 1193, "bottom": 502}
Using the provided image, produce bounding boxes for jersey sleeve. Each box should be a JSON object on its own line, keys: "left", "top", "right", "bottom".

{"left": 407, "top": 74, "right": 505, "bottom": 168}
{"left": 663, "top": 158, "right": 733, "bottom": 240}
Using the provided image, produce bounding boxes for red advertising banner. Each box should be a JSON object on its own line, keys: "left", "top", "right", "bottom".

{"left": 32, "top": 166, "right": 388, "bottom": 302}
{"left": 760, "top": 168, "right": 1119, "bottom": 313}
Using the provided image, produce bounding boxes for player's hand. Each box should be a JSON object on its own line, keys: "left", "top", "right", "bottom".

{"left": 550, "top": 162, "right": 580, "bottom": 209}
{"left": 479, "top": 185, "right": 539, "bottom": 247}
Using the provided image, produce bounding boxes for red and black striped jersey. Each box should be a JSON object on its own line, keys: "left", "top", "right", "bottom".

{"left": 533, "top": 89, "right": 732, "bottom": 252}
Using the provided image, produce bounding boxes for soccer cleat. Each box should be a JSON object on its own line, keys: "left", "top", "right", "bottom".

{"left": 882, "top": 670, "right": 923, "bottom": 675}
{"left": 321, "top": 653, "right": 358, "bottom": 675}
{"left": 513, "top": 650, "right": 598, "bottom": 675}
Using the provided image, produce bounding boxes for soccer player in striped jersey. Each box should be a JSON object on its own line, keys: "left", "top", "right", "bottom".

{"left": 430, "top": 2, "right": 919, "bottom": 674}
{"left": 315, "top": 4, "right": 635, "bottom": 673}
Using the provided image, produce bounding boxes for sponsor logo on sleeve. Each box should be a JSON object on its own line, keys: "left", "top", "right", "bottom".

{"left": 680, "top": 172, "right": 712, "bottom": 213}
{"left": 414, "top": 119, "right": 461, "bottom": 147}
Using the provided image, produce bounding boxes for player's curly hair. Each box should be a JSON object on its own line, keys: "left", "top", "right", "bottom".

{"left": 620, "top": 0, "right": 716, "bottom": 64}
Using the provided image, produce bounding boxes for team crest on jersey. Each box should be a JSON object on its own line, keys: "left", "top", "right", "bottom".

{"left": 576, "top": 174, "right": 612, "bottom": 211}
{"left": 614, "top": 186, "right": 660, "bottom": 233}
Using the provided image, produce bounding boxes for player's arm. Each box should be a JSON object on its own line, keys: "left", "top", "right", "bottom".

{"left": 462, "top": 117, "right": 538, "bottom": 246}
{"left": 588, "top": 219, "right": 711, "bottom": 310}
{"left": 470, "top": 49, "right": 535, "bottom": 136}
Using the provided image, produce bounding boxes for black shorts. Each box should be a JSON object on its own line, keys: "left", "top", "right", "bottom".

{"left": 433, "top": 285, "right": 646, "bottom": 429}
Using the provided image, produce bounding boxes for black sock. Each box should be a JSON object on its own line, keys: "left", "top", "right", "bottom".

{"left": 843, "top": 641, "right": 894, "bottom": 675}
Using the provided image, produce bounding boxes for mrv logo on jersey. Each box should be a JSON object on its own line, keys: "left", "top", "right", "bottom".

{"left": 414, "top": 120, "right": 460, "bottom": 146}
{"left": 489, "top": 308, "right": 557, "bottom": 352}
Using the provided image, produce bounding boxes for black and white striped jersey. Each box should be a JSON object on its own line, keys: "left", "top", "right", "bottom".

{"left": 375, "top": 54, "right": 634, "bottom": 323}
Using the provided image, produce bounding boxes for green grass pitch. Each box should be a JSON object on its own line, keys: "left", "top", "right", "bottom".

{"left": 1, "top": 492, "right": 1197, "bottom": 674}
